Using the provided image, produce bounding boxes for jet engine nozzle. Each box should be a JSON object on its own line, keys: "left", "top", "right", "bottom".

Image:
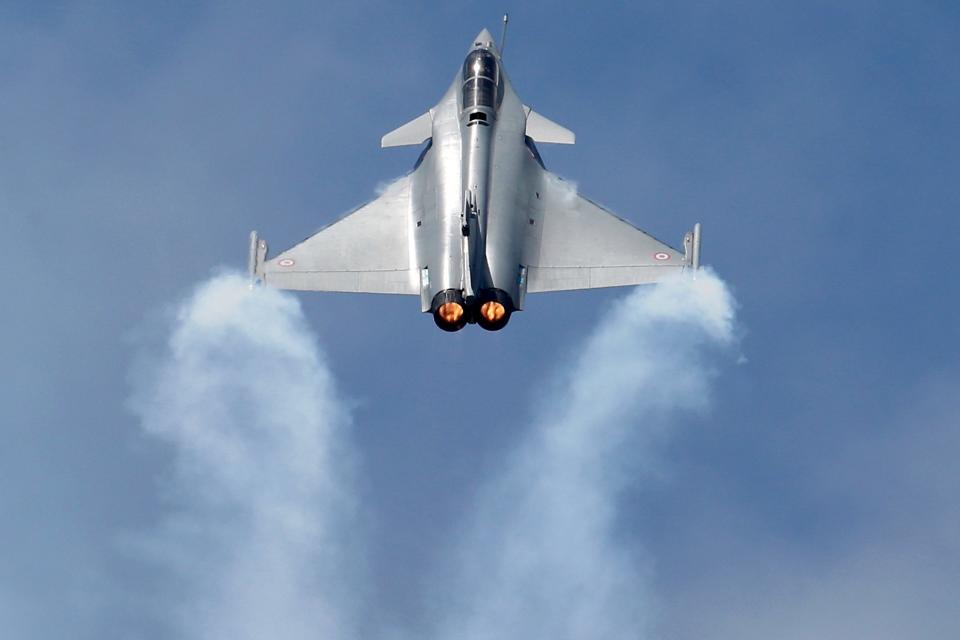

{"left": 431, "top": 289, "right": 469, "bottom": 332}
{"left": 475, "top": 289, "right": 514, "bottom": 331}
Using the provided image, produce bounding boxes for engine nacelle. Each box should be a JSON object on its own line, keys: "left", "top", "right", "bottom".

{"left": 474, "top": 288, "right": 514, "bottom": 331}
{"left": 431, "top": 289, "right": 469, "bottom": 332}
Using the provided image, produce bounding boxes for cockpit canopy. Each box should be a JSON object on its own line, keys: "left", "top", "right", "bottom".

{"left": 462, "top": 50, "right": 500, "bottom": 111}
{"left": 463, "top": 50, "right": 498, "bottom": 82}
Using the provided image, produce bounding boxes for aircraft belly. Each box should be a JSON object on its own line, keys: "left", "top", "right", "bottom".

{"left": 414, "top": 87, "right": 463, "bottom": 311}
{"left": 485, "top": 125, "right": 534, "bottom": 309}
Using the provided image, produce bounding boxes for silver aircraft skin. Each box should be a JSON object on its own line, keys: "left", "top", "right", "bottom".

{"left": 250, "top": 28, "right": 702, "bottom": 331}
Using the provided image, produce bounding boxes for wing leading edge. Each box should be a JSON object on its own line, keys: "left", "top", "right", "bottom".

{"left": 527, "top": 174, "right": 700, "bottom": 293}
{"left": 250, "top": 177, "right": 417, "bottom": 295}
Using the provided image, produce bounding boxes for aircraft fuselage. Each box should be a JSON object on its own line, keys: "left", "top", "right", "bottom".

{"left": 412, "top": 32, "right": 540, "bottom": 330}
{"left": 251, "top": 28, "right": 700, "bottom": 332}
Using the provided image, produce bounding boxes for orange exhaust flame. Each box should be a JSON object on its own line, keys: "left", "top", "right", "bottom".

{"left": 437, "top": 302, "right": 465, "bottom": 324}
{"left": 480, "top": 301, "right": 506, "bottom": 323}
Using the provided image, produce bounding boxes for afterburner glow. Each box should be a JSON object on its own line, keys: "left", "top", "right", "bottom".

{"left": 438, "top": 302, "right": 465, "bottom": 324}
{"left": 479, "top": 301, "right": 506, "bottom": 323}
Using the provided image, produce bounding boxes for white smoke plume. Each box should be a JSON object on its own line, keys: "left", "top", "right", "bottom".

{"left": 127, "top": 269, "right": 735, "bottom": 640}
{"left": 435, "top": 271, "right": 737, "bottom": 640}
{"left": 128, "top": 273, "right": 361, "bottom": 640}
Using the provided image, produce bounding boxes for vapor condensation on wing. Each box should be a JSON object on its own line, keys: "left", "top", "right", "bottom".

{"left": 128, "top": 273, "right": 360, "bottom": 640}
{"left": 435, "top": 271, "right": 737, "bottom": 640}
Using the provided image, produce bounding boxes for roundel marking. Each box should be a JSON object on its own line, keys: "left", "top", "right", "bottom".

{"left": 278, "top": 258, "right": 296, "bottom": 267}
{"left": 654, "top": 252, "right": 670, "bottom": 261}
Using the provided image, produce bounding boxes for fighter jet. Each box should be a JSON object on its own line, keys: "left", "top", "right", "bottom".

{"left": 249, "top": 26, "right": 701, "bottom": 331}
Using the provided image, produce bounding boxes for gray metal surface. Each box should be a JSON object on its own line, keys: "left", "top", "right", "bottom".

{"left": 381, "top": 112, "right": 433, "bottom": 148}
{"left": 255, "top": 177, "right": 416, "bottom": 294}
{"left": 526, "top": 175, "right": 692, "bottom": 292}
{"left": 523, "top": 107, "right": 575, "bottom": 144}
{"left": 250, "top": 27, "right": 703, "bottom": 327}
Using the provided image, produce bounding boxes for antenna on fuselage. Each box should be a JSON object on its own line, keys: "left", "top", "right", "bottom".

{"left": 499, "top": 13, "right": 509, "bottom": 57}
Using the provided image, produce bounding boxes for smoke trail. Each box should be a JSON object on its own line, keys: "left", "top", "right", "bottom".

{"left": 128, "top": 273, "right": 360, "bottom": 640}
{"left": 436, "top": 271, "right": 737, "bottom": 640}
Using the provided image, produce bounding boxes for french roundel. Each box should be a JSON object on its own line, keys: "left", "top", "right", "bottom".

{"left": 278, "top": 258, "right": 296, "bottom": 267}
{"left": 654, "top": 252, "right": 670, "bottom": 261}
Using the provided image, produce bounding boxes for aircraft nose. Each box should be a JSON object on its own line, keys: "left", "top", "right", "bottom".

{"left": 472, "top": 28, "right": 496, "bottom": 49}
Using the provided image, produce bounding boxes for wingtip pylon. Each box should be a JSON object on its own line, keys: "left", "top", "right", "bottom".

{"left": 683, "top": 223, "right": 702, "bottom": 276}
{"left": 248, "top": 230, "right": 267, "bottom": 288}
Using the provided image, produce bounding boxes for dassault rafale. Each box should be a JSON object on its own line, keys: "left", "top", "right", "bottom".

{"left": 249, "top": 22, "right": 702, "bottom": 331}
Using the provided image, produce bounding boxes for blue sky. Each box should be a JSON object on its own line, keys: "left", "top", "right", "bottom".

{"left": 3, "top": 2, "right": 958, "bottom": 638}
